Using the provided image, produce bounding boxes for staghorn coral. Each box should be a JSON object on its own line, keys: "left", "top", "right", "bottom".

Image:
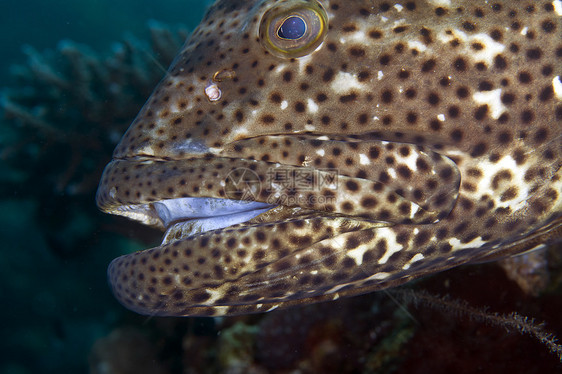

{"left": 0, "top": 21, "right": 188, "bottom": 258}
{"left": 1, "top": 20, "right": 188, "bottom": 196}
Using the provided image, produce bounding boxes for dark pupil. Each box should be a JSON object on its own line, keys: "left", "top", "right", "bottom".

{"left": 277, "top": 16, "right": 306, "bottom": 40}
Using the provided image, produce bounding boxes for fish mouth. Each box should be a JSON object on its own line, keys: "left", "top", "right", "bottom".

{"left": 96, "top": 141, "right": 462, "bottom": 316}
{"left": 97, "top": 136, "right": 462, "bottom": 246}
{"left": 153, "top": 197, "right": 276, "bottom": 244}
{"left": 95, "top": 156, "right": 371, "bottom": 247}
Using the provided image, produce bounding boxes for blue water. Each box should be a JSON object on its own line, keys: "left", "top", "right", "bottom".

{"left": 0, "top": 0, "right": 211, "bottom": 85}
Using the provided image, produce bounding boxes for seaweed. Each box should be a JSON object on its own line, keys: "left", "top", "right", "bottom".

{"left": 392, "top": 288, "right": 562, "bottom": 361}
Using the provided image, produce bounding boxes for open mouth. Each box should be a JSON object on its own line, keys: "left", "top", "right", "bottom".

{"left": 153, "top": 197, "right": 276, "bottom": 244}
{"left": 97, "top": 138, "right": 463, "bottom": 246}
{"left": 96, "top": 139, "right": 465, "bottom": 317}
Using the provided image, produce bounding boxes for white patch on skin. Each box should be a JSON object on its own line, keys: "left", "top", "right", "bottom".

{"left": 307, "top": 98, "right": 319, "bottom": 113}
{"left": 409, "top": 205, "right": 420, "bottom": 219}
{"left": 388, "top": 168, "right": 397, "bottom": 179}
{"left": 305, "top": 124, "right": 315, "bottom": 131}
{"left": 398, "top": 150, "right": 420, "bottom": 172}
{"left": 469, "top": 34, "right": 506, "bottom": 64}
{"left": 350, "top": 31, "right": 367, "bottom": 42}
{"left": 554, "top": 0, "right": 562, "bottom": 16}
{"left": 316, "top": 149, "right": 325, "bottom": 156}
{"left": 402, "top": 253, "right": 425, "bottom": 270}
{"left": 437, "top": 114, "right": 446, "bottom": 121}
{"left": 359, "top": 154, "right": 370, "bottom": 165}
{"left": 553, "top": 76, "right": 562, "bottom": 100}
{"left": 392, "top": 17, "right": 406, "bottom": 26}
{"left": 394, "top": 4, "right": 403, "bottom": 12}
{"left": 274, "top": 65, "right": 286, "bottom": 74}
{"left": 298, "top": 55, "right": 313, "bottom": 73}
{"left": 408, "top": 40, "right": 428, "bottom": 52}
{"left": 427, "top": 0, "right": 451, "bottom": 6}
{"left": 449, "top": 236, "right": 487, "bottom": 251}
{"left": 438, "top": 30, "right": 505, "bottom": 65}
{"left": 330, "top": 71, "right": 363, "bottom": 93}
{"left": 472, "top": 89, "right": 506, "bottom": 119}
{"left": 281, "top": 100, "right": 288, "bottom": 110}
{"left": 377, "top": 71, "right": 384, "bottom": 80}
{"left": 377, "top": 228, "right": 404, "bottom": 264}
{"left": 520, "top": 27, "right": 528, "bottom": 36}
{"left": 137, "top": 145, "right": 155, "bottom": 156}
{"left": 232, "top": 127, "right": 249, "bottom": 139}
{"left": 347, "top": 243, "right": 370, "bottom": 265}
{"left": 366, "top": 272, "right": 391, "bottom": 280}
{"left": 463, "top": 155, "right": 530, "bottom": 209}
{"left": 196, "top": 289, "right": 223, "bottom": 304}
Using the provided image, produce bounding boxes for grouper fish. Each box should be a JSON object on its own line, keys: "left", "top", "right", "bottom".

{"left": 96, "top": 0, "right": 562, "bottom": 317}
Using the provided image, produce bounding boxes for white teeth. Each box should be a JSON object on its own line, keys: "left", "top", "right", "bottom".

{"left": 153, "top": 197, "right": 276, "bottom": 242}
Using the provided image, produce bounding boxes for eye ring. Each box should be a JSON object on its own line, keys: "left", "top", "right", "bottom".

{"left": 259, "top": 0, "right": 328, "bottom": 58}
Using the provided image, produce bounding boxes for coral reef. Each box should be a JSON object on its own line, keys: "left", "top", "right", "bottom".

{"left": 0, "top": 21, "right": 188, "bottom": 259}
{"left": 1, "top": 20, "right": 188, "bottom": 197}
{"left": 498, "top": 247, "right": 550, "bottom": 296}
{"left": 89, "top": 327, "right": 169, "bottom": 374}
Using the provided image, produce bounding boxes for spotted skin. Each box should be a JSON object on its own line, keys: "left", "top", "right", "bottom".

{"left": 96, "top": 0, "right": 562, "bottom": 316}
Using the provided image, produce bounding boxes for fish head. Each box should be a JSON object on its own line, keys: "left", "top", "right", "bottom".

{"left": 97, "top": 0, "right": 562, "bottom": 316}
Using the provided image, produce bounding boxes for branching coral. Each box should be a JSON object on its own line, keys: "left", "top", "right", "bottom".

{"left": 0, "top": 21, "right": 188, "bottom": 257}
{"left": 1, "top": 21, "right": 188, "bottom": 196}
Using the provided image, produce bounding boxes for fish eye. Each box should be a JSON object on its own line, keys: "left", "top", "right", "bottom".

{"left": 277, "top": 16, "right": 307, "bottom": 40}
{"left": 259, "top": 0, "right": 328, "bottom": 58}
